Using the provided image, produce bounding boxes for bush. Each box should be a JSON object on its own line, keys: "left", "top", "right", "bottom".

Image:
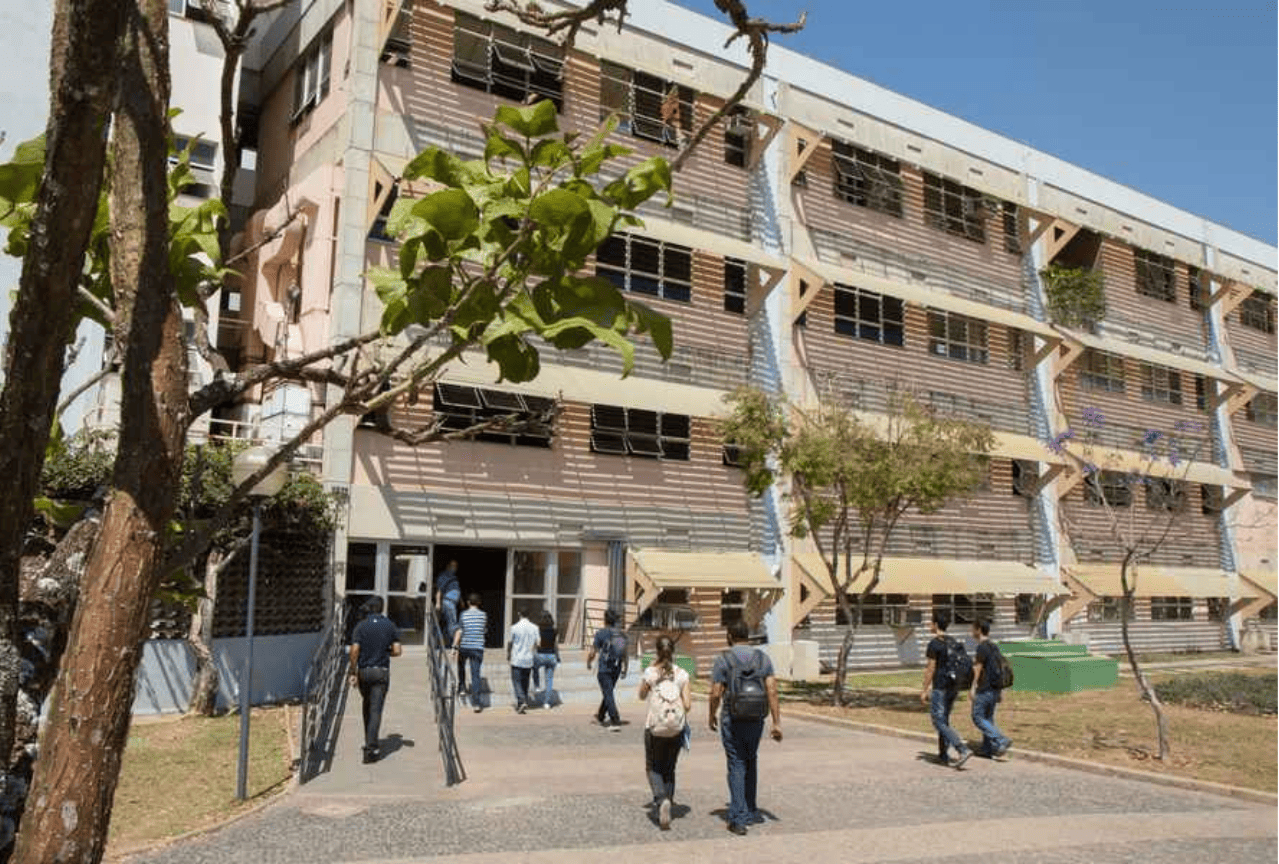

{"left": 1154, "top": 672, "right": 1277, "bottom": 716}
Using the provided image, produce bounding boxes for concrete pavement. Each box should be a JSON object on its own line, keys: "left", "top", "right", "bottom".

{"left": 128, "top": 654, "right": 1277, "bottom": 864}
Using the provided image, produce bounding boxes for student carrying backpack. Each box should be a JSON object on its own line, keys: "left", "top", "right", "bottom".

{"left": 721, "top": 648, "right": 770, "bottom": 720}
{"left": 639, "top": 636, "right": 692, "bottom": 830}
{"left": 589, "top": 609, "right": 629, "bottom": 728}
{"left": 940, "top": 635, "right": 975, "bottom": 691}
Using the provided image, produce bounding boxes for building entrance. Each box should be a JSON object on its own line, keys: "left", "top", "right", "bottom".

{"left": 435, "top": 544, "right": 508, "bottom": 648}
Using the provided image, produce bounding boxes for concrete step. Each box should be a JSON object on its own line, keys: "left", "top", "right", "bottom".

{"left": 446, "top": 646, "right": 638, "bottom": 708}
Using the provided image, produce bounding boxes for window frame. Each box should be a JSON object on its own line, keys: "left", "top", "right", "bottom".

{"left": 291, "top": 28, "right": 333, "bottom": 123}
{"left": 594, "top": 233, "right": 693, "bottom": 303}
{"left": 1149, "top": 596, "right": 1194, "bottom": 622}
{"left": 931, "top": 593, "right": 995, "bottom": 626}
{"left": 589, "top": 403, "right": 691, "bottom": 461}
{"left": 833, "top": 283, "right": 905, "bottom": 346}
{"left": 922, "top": 172, "right": 987, "bottom": 244}
{"left": 1246, "top": 392, "right": 1278, "bottom": 427}
{"left": 599, "top": 60, "right": 693, "bottom": 148}
{"left": 1079, "top": 349, "right": 1126, "bottom": 393}
{"left": 431, "top": 382, "right": 555, "bottom": 448}
{"left": 723, "top": 106, "right": 752, "bottom": 168}
{"left": 1144, "top": 477, "right": 1187, "bottom": 513}
{"left": 723, "top": 258, "right": 747, "bottom": 314}
{"left": 1086, "top": 596, "right": 1133, "bottom": 623}
{"left": 1139, "top": 363, "right": 1183, "bottom": 406}
{"left": 834, "top": 593, "right": 911, "bottom": 626}
{"left": 1134, "top": 248, "right": 1176, "bottom": 302}
{"left": 831, "top": 140, "right": 903, "bottom": 218}
{"left": 1084, "top": 471, "right": 1134, "bottom": 507}
{"left": 1239, "top": 291, "right": 1276, "bottom": 334}
{"left": 927, "top": 310, "right": 988, "bottom": 365}
{"left": 451, "top": 11, "right": 564, "bottom": 110}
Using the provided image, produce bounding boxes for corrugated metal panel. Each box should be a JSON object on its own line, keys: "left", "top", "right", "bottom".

{"left": 793, "top": 554, "right": 1059, "bottom": 595}
{"left": 1068, "top": 564, "right": 1254, "bottom": 599}
{"left": 631, "top": 549, "right": 777, "bottom": 590}
{"left": 1063, "top": 621, "right": 1229, "bottom": 655}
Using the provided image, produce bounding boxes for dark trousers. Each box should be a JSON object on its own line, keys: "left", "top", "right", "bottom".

{"left": 511, "top": 665, "right": 532, "bottom": 707}
{"left": 357, "top": 666, "right": 390, "bottom": 752}
{"left": 596, "top": 667, "right": 621, "bottom": 723}
{"left": 644, "top": 728, "right": 683, "bottom": 805}
{"left": 458, "top": 648, "right": 484, "bottom": 696}
{"left": 720, "top": 714, "right": 764, "bottom": 827}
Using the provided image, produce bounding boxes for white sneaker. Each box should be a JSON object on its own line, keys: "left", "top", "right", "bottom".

{"left": 659, "top": 798, "right": 671, "bottom": 830}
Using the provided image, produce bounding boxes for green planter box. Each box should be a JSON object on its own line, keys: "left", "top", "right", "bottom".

{"left": 999, "top": 640, "right": 1089, "bottom": 657}
{"left": 640, "top": 654, "right": 696, "bottom": 679}
{"left": 1007, "top": 652, "right": 1117, "bottom": 693}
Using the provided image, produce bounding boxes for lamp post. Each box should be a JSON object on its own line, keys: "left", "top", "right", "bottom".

{"left": 231, "top": 445, "right": 288, "bottom": 801}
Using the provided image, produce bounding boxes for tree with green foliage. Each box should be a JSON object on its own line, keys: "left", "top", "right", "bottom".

{"left": 723, "top": 387, "right": 995, "bottom": 703}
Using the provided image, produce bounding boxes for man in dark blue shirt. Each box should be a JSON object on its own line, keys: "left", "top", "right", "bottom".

{"left": 435, "top": 559, "right": 461, "bottom": 642}
{"left": 349, "top": 596, "right": 402, "bottom": 763}
{"left": 921, "top": 611, "right": 971, "bottom": 769}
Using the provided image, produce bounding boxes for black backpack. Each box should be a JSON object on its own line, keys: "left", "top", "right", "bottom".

{"left": 987, "top": 642, "right": 1014, "bottom": 690}
{"left": 722, "top": 649, "right": 769, "bottom": 720}
{"left": 940, "top": 636, "right": 974, "bottom": 691}
{"left": 599, "top": 627, "right": 628, "bottom": 673}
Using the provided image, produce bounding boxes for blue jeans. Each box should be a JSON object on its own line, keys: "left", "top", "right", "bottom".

{"left": 533, "top": 652, "right": 558, "bottom": 699}
{"left": 511, "top": 665, "right": 532, "bottom": 708}
{"left": 457, "top": 648, "right": 483, "bottom": 698}
{"left": 440, "top": 589, "right": 461, "bottom": 641}
{"left": 720, "top": 714, "right": 764, "bottom": 827}
{"left": 645, "top": 728, "right": 684, "bottom": 805}
{"left": 356, "top": 666, "right": 390, "bottom": 753}
{"left": 971, "top": 688, "right": 1009, "bottom": 755}
{"left": 929, "top": 687, "right": 966, "bottom": 759}
{"left": 596, "top": 667, "right": 621, "bottom": 723}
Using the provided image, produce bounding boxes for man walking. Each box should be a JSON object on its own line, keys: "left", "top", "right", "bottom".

{"left": 921, "top": 611, "right": 971, "bottom": 769}
{"left": 348, "top": 596, "right": 402, "bottom": 764}
{"left": 453, "top": 593, "right": 487, "bottom": 712}
{"left": 708, "top": 620, "right": 781, "bottom": 836}
{"left": 970, "top": 618, "right": 1012, "bottom": 758}
{"left": 586, "top": 608, "right": 628, "bottom": 729}
{"left": 435, "top": 559, "right": 461, "bottom": 642}
{"left": 507, "top": 607, "right": 539, "bottom": 713}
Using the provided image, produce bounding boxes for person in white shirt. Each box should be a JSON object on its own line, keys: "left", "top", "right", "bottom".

{"left": 506, "top": 608, "right": 540, "bottom": 713}
{"left": 637, "top": 635, "right": 692, "bottom": 830}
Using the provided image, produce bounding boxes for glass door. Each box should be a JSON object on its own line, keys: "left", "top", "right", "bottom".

{"left": 510, "top": 550, "right": 550, "bottom": 631}
{"left": 388, "top": 545, "right": 431, "bottom": 646}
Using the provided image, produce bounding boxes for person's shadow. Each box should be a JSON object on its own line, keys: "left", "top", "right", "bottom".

{"left": 375, "top": 733, "right": 416, "bottom": 760}
{"left": 709, "top": 806, "right": 779, "bottom": 825}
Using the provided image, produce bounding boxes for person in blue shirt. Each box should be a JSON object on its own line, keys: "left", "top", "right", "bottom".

{"left": 435, "top": 559, "right": 461, "bottom": 642}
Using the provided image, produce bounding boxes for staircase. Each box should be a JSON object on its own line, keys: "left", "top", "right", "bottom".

{"left": 454, "top": 648, "right": 633, "bottom": 709}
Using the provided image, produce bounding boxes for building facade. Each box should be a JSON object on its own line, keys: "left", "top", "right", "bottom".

{"left": 184, "top": 0, "right": 1278, "bottom": 675}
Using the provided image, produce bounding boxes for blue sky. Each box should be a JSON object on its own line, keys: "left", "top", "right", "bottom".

{"left": 675, "top": 0, "right": 1277, "bottom": 245}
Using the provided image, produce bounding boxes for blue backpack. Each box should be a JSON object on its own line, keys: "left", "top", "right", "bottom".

{"left": 599, "top": 627, "right": 628, "bottom": 673}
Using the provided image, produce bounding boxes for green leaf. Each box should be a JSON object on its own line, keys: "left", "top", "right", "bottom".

{"left": 32, "top": 496, "right": 86, "bottom": 529}
{"left": 529, "top": 138, "right": 571, "bottom": 169}
{"left": 405, "top": 266, "right": 453, "bottom": 321}
{"left": 628, "top": 298, "right": 673, "bottom": 360}
{"left": 403, "top": 147, "right": 468, "bottom": 187}
{"left": 529, "top": 188, "right": 589, "bottom": 230}
{"left": 451, "top": 280, "right": 500, "bottom": 332}
{"left": 386, "top": 194, "right": 421, "bottom": 239}
{"left": 605, "top": 156, "right": 673, "bottom": 210}
{"left": 484, "top": 333, "right": 541, "bottom": 383}
{"left": 484, "top": 129, "right": 526, "bottom": 166}
{"left": 413, "top": 189, "right": 479, "bottom": 242}
{"left": 495, "top": 100, "right": 559, "bottom": 139}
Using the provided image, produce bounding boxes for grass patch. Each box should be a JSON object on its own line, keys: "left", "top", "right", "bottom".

{"left": 106, "top": 706, "right": 294, "bottom": 858}
{"left": 1154, "top": 672, "right": 1277, "bottom": 716}
{"left": 783, "top": 668, "right": 1278, "bottom": 792}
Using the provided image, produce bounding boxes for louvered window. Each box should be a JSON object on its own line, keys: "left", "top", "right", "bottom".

{"left": 599, "top": 60, "right": 693, "bottom": 148}
{"left": 595, "top": 234, "right": 692, "bottom": 302}
{"left": 432, "top": 383, "right": 554, "bottom": 448}
{"left": 590, "top": 404, "right": 691, "bottom": 461}
{"left": 831, "top": 140, "right": 903, "bottom": 217}
{"left": 452, "top": 12, "right": 564, "bottom": 109}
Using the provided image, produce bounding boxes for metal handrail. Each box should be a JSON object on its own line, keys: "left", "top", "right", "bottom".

{"left": 579, "top": 597, "right": 640, "bottom": 649}
{"left": 426, "top": 609, "right": 466, "bottom": 786}
{"left": 296, "top": 601, "right": 348, "bottom": 783}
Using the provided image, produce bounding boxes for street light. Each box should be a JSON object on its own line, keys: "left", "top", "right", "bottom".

{"left": 231, "top": 444, "right": 288, "bottom": 802}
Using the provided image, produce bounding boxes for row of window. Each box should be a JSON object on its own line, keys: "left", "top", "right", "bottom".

{"left": 1080, "top": 473, "right": 1225, "bottom": 514}
{"left": 1086, "top": 595, "right": 1235, "bottom": 623}
{"left": 1134, "top": 251, "right": 1276, "bottom": 336}
{"left": 291, "top": 28, "right": 332, "bottom": 122}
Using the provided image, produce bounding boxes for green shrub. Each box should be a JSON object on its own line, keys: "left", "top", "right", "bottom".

{"left": 1154, "top": 672, "right": 1277, "bottom": 716}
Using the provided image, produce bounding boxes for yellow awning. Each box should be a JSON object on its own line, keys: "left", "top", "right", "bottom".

{"left": 1067, "top": 564, "right": 1257, "bottom": 598}
{"left": 630, "top": 549, "right": 779, "bottom": 590}
{"left": 438, "top": 353, "right": 731, "bottom": 418}
{"left": 1239, "top": 570, "right": 1278, "bottom": 601}
{"left": 796, "top": 256, "right": 1058, "bottom": 339}
{"left": 1055, "top": 326, "right": 1237, "bottom": 383}
{"left": 792, "top": 553, "right": 1061, "bottom": 596}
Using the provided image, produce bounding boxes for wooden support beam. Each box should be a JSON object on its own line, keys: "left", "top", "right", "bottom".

{"left": 366, "top": 157, "right": 397, "bottom": 236}
{"left": 748, "top": 114, "right": 784, "bottom": 171}
{"left": 1032, "top": 334, "right": 1063, "bottom": 368}
{"left": 747, "top": 264, "right": 786, "bottom": 317}
{"left": 1043, "top": 220, "right": 1081, "bottom": 263}
{"left": 791, "top": 559, "right": 832, "bottom": 624}
{"left": 1233, "top": 596, "right": 1275, "bottom": 621}
{"left": 628, "top": 557, "right": 661, "bottom": 617}
{"left": 1055, "top": 465, "right": 1085, "bottom": 500}
{"left": 1052, "top": 336, "right": 1087, "bottom": 379}
{"left": 1221, "top": 486, "right": 1251, "bottom": 510}
{"left": 789, "top": 258, "right": 828, "bottom": 324}
{"left": 1224, "top": 382, "right": 1258, "bottom": 416}
{"left": 1058, "top": 570, "right": 1098, "bottom": 624}
{"left": 379, "top": 0, "right": 406, "bottom": 54}
{"left": 1208, "top": 279, "right": 1252, "bottom": 318}
{"left": 1026, "top": 212, "right": 1058, "bottom": 246}
{"left": 786, "top": 121, "right": 822, "bottom": 186}
{"left": 1029, "top": 463, "right": 1065, "bottom": 496}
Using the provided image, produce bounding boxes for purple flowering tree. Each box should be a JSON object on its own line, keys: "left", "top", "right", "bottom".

{"left": 1047, "top": 407, "right": 1212, "bottom": 760}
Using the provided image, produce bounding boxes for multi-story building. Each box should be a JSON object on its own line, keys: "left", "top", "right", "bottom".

{"left": 128, "top": 0, "right": 1279, "bottom": 687}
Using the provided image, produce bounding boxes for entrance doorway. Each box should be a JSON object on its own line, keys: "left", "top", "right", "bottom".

{"left": 435, "top": 544, "right": 507, "bottom": 648}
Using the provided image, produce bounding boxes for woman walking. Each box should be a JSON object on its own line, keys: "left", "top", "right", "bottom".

{"left": 637, "top": 635, "right": 691, "bottom": 830}
{"left": 532, "top": 610, "right": 561, "bottom": 708}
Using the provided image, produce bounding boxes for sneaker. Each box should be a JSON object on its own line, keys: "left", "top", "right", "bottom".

{"left": 362, "top": 749, "right": 379, "bottom": 764}
{"left": 726, "top": 823, "right": 747, "bottom": 836}
{"left": 994, "top": 740, "right": 1012, "bottom": 758}
{"left": 516, "top": 703, "right": 527, "bottom": 714}
{"left": 543, "top": 701, "right": 552, "bottom": 710}
{"left": 473, "top": 705, "right": 482, "bottom": 713}
{"left": 609, "top": 722, "right": 622, "bottom": 732}
{"left": 658, "top": 798, "right": 671, "bottom": 830}
{"left": 952, "top": 749, "right": 972, "bottom": 770}
{"left": 745, "top": 811, "right": 765, "bottom": 825}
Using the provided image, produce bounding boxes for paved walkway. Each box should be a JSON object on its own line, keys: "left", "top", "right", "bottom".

{"left": 129, "top": 656, "right": 1276, "bottom": 864}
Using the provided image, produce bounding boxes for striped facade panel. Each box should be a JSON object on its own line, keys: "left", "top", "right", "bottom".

{"left": 1094, "top": 239, "right": 1210, "bottom": 353}
{"left": 799, "top": 294, "right": 1037, "bottom": 438}
{"left": 1061, "top": 481, "right": 1222, "bottom": 569}
{"left": 1062, "top": 598, "right": 1230, "bottom": 654}
{"left": 797, "top": 596, "right": 1023, "bottom": 670}
{"left": 1227, "top": 311, "right": 1277, "bottom": 379}
{"left": 1235, "top": 415, "right": 1277, "bottom": 475}
{"left": 798, "top": 148, "right": 1027, "bottom": 314}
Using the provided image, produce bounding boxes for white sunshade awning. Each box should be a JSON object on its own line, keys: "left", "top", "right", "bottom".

{"left": 795, "top": 256, "right": 1059, "bottom": 340}
{"left": 1055, "top": 326, "right": 1239, "bottom": 384}
{"left": 1233, "top": 369, "right": 1278, "bottom": 395}
{"left": 437, "top": 353, "right": 733, "bottom": 419}
{"left": 1058, "top": 441, "right": 1247, "bottom": 489}
{"left": 631, "top": 549, "right": 779, "bottom": 590}
{"left": 1239, "top": 570, "right": 1278, "bottom": 601}
{"left": 792, "top": 553, "right": 1063, "bottom": 596}
{"left": 1066, "top": 564, "right": 1258, "bottom": 599}
{"left": 630, "top": 216, "right": 788, "bottom": 272}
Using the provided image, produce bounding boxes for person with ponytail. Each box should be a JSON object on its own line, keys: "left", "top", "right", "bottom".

{"left": 637, "top": 635, "right": 691, "bottom": 830}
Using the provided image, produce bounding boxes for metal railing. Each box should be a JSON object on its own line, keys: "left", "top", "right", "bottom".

{"left": 578, "top": 597, "right": 641, "bottom": 650}
{"left": 296, "top": 601, "right": 348, "bottom": 783}
{"left": 426, "top": 609, "right": 466, "bottom": 786}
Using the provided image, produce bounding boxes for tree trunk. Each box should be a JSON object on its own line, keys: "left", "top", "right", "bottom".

{"left": 186, "top": 552, "right": 222, "bottom": 717}
{"left": 0, "top": 0, "right": 125, "bottom": 806}
{"left": 3, "top": 516, "right": 100, "bottom": 856}
{"left": 13, "top": 2, "right": 182, "bottom": 860}
{"left": 1118, "top": 559, "right": 1171, "bottom": 759}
